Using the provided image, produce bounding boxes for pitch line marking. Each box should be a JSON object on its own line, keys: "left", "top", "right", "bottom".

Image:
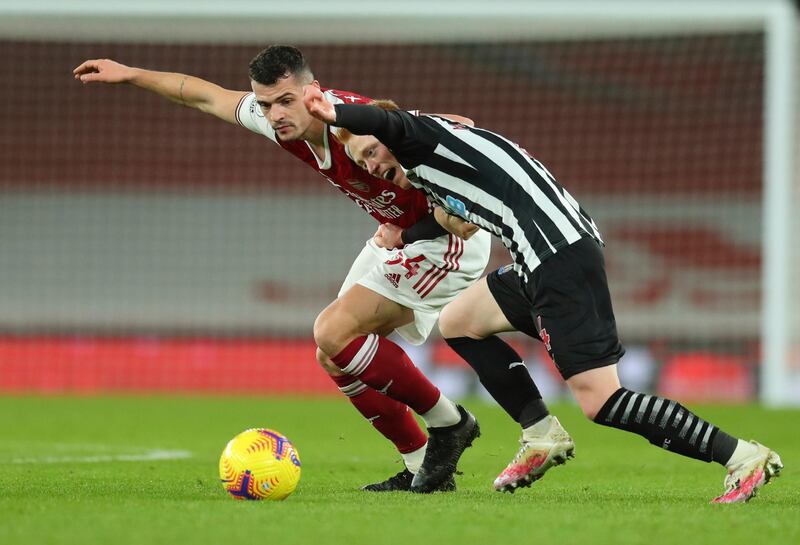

{"left": 6, "top": 449, "right": 193, "bottom": 464}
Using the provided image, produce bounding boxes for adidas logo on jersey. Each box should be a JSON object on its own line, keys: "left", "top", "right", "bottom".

{"left": 384, "top": 273, "right": 401, "bottom": 288}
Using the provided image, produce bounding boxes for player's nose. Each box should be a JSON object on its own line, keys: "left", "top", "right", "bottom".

{"left": 269, "top": 106, "right": 284, "bottom": 121}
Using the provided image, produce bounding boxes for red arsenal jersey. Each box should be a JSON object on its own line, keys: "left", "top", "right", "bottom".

{"left": 236, "top": 88, "right": 431, "bottom": 228}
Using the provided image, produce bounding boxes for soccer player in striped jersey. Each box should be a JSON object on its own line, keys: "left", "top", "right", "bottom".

{"left": 304, "top": 88, "right": 783, "bottom": 503}
{"left": 74, "top": 46, "right": 493, "bottom": 493}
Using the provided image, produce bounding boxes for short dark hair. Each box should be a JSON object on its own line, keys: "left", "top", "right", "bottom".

{"left": 248, "top": 45, "right": 314, "bottom": 86}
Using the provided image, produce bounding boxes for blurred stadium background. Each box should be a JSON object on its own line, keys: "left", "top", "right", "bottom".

{"left": 1, "top": 0, "right": 798, "bottom": 405}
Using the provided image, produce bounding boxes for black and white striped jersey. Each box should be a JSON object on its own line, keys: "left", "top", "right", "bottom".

{"left": 334, "top": 104, "right": 603, "bottom": 281}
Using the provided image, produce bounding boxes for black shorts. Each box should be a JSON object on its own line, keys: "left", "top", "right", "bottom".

{"left": 486, "top": 237, "right": 625, "bottom": 380}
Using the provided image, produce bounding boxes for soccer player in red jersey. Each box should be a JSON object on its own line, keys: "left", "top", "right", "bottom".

{"left": 74, "top": 46, "right": 503, "bottom": 492}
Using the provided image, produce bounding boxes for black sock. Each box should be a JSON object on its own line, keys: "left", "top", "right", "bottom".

{"left": 710, "top": 430, "right": 739, "bottom": 466}
{"left": 594, "top": 388, "right": 727, "bottom": 463}
{"left": 445, "top": 336, "right": 548, "bottom": 427}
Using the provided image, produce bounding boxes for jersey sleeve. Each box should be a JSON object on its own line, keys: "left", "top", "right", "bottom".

{"left": 235, "top": 92, "right": 277, "bottom": 142}
{"left": 333, "top": 105, "right": 440, "bottom": 168}
{"left": 400, "top": 211, "right": 449, "bottom": 244}
{"left": 325, "top": 89, "right": 371, "bottom": 105}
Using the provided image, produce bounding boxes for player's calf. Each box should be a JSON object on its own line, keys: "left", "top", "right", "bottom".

{"left": 594, "top": 388, "right": 784, "bottom": 503}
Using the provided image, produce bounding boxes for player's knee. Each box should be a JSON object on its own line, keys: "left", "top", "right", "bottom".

{"left": 312, "top": 310, "right": 336, "bottom": 354}
{"left": 567, "top": 366, "right": 621, "bottom": 421}
{"left": 580, "top": 402, "right": 601, "bottom": 422}
{"left": 570, "top": 384, "right": 609, "bottom": 421}
{"left": 313, "top": 305, "right": 351, "bottom": 357}
{"left": 315, "top": 347, "right": 344, "bottom": 376}
{"left": 437, "top": 306, "right": 459, "bottom": 338}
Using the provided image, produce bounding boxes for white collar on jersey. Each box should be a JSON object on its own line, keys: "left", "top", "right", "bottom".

{"left": 305, "top": 127, "right": 332, "bottom": 170}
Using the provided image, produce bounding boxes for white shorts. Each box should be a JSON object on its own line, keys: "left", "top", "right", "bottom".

{"left": 338, "top": 229, "right": 492, "bottom": 345}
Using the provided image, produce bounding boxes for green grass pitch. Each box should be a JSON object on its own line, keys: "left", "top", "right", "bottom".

{"left": 0, "top": 396, "right": 797, "bottom": 545}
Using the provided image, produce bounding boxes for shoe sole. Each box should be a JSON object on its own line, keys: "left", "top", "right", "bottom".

{"left": 496, "top": 441, "right": 575, "bottom": 493}
{"left": 362, "top": 481, "right": 457, "bottom": 493}
{"left": 411, "top": 419, "right": 481, "bottom": 494}
{"left": 361, "top": 485, "right": 409, "bottom": 492}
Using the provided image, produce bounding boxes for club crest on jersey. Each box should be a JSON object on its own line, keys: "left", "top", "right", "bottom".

{"left": 445, "top": 195, "right": 467, "bottom": 217}
{"left": 347, "top": 179, "right": 371, "bottom": 193}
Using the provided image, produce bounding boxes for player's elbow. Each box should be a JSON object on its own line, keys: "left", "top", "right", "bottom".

{"left": 457, "top": 223, "right": 479, "bottom": 239}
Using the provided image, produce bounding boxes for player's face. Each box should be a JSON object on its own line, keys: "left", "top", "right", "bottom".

{"left": 251, "top": 75, "right": 319, "bottom": 142}
{"left": 346, "top": 135, "right": 411, "bottom": 189}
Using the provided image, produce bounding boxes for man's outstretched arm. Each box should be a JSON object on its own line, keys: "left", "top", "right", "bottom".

{"left": 304, "top": 85, "right": 440, "bottom": 167}
{"left": 73, "top": 59, "right": 248, "bottom": 125}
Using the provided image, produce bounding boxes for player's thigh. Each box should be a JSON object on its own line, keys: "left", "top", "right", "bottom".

{"left": 438, "top": 276, "right": 514, "bottom": 339}
{"left": 441, "top": 264, "right": 542, "bottom": 341}
{"left": 314, "top": 284, "right": 414, "bottom": 355}
{"left": 336, "top": 283, "right": 415, "bottom": 334}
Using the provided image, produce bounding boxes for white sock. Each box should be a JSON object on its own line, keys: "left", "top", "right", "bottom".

{"left": 401, "top": 443, "right": 427, "bottom": 474}
{"left": 726, "top": 439, "right": 760, "bottom": 469}
{"left": 420, "top": 395, "right": 461, "bottom": 428}
{"left": 522, "top": 415, "right": 553, "bottom": 440}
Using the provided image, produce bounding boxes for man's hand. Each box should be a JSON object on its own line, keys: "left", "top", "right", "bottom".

{"left": 373, "top": 223, "right": 404, "bottom": 249}
{"left": 73, "top": 59, "right": 135, "bottom": 84}
{"left": 303, "top": 85, "right": 337, "bottom": 123}
{"left": 434, "top": 207, "right": 479, "bottom": 240}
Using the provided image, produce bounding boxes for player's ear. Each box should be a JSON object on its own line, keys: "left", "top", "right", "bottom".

{"left": 311, "top": 80, "right": 321, "bottom": 89}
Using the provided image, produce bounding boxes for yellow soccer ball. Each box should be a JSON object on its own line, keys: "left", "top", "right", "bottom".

{"left": 219, "top": 428, "right": 301, "bottom": 500}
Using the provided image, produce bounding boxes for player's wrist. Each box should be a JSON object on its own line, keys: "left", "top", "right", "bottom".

{"left": 127, "top": 67, "right": 148, "bottom": 84}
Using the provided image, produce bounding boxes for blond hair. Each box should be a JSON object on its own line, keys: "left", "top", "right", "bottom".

{"left": 335, "top": 98, "right": 400, "bottom": 145}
